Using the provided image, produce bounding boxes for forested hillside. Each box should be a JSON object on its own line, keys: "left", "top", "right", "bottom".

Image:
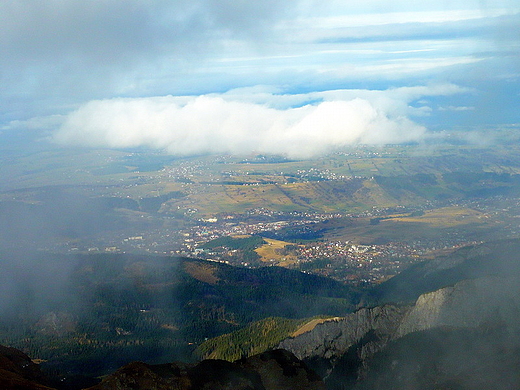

{"left": 0, "top": 252, "right": 359, "bottom": 381}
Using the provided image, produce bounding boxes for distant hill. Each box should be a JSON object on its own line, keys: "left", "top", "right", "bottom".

{"left": 365, "top": 238, "right": 520, "bottom": 305}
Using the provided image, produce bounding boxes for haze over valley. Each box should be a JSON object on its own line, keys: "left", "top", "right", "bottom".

{"left": 1, "top": 1, "right": 520, "bottom": 389}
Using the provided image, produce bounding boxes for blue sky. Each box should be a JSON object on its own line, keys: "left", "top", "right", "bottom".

{"left": 1, "top": 0, "right": 519, "bottom": 156}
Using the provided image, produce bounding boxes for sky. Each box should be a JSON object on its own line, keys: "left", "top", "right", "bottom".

{"left": 1, "top": 0, "right": 519, "bottom": 157}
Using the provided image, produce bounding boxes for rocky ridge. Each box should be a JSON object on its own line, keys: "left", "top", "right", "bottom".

{"left": 86, "top": 348, "right": 325, "bottom": 390}
{"left": 278, "top": 274, "right": 520, "bottom": 389}
{"left": 0, "top": 347, "right": 324, "bottom": 390}
{"left": 279, "top": 305, "right": 409, "bottom": 381}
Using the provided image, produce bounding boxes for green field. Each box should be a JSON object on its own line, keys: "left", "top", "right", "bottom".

{"left": 3, "top": 132, "right": 520, "bottom": 215}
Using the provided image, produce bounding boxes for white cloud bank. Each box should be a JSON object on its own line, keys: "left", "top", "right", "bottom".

{"left": 53, "top": 84, "right": 469, "bottom": 158}
{"left": 53, "top": 97, "right": 428, "bottom": 159}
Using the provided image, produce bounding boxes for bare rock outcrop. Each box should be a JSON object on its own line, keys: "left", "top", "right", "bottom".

{"left": 279, "top": 305, "right": 410, "bottom": 381}
{"left": 279, "top": 274, "right": 520, "bottom": 389}
{"left": 397, "top": 276, "right": 520, "bottom": 337}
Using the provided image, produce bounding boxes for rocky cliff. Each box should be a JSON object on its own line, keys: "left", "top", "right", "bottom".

{"left": 279, "top": 275, "right": 520, "bottom": 389}
{"left": 279, "top": 305, "right": 410, "bottom": 383}
{"left": 397, "top": 276, "right": 520, "bottom": 337}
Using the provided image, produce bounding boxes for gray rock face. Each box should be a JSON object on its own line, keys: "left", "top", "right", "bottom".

{"left": 397, "top": 276, "right": 520, "bottom": 337}
{"left": 280, "top": 306, "right": 409, "bottom": 361}
{"left": 279, "top": 275, "right": 520, "bottom": 388}
{"left": 279, "top": 305, "right": 410, "bottom": 380}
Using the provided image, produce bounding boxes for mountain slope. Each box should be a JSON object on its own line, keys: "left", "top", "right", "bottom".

{"left": 365, "top": 238, "right": 520, "bottom": 305}
{"left": 194, "top": 317, "right": 309, "bottom": 361}
{"left": 279, "top": 274, "right": 520, "bottom": 389}
{"left": 0, "top": 252, "right": 359, "bottom": 381}
{"left": 359, "top": 322, "right": 520, "bottom": 390}
{"left": 279, "top": 305, "right": 410, "bottom": 386}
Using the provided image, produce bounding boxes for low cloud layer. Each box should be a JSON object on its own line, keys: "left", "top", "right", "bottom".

{"left": 53, "top": 89, "right": 431, "bottom": 158}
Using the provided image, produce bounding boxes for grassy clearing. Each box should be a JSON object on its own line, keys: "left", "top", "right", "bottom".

{"left": 318, "top": 208, "right": 500, "bottom": 245}
{"left": 255, "top": 238, "right": 298, "bottom": 266}
{"left": 291, "top": 317, "right": 343, "bottom": 337}
{"left": 392, "top": 206, "right": 487, "bottom": 227}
